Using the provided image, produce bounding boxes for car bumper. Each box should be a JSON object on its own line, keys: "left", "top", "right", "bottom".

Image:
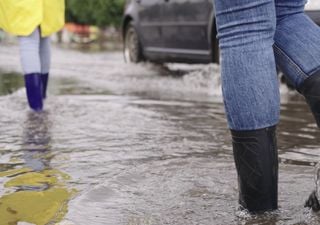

{"left": 306, "top": 10, "right": 320, "bottom": 25}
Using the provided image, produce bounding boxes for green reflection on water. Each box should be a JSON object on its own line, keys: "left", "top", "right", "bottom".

{"left": 0, "top": 71, "right": 24, "bottom": 96}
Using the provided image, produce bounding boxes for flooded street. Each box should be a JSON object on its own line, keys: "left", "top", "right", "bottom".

{"left": 1, "top": 44, "right": 320, "bottom": 225}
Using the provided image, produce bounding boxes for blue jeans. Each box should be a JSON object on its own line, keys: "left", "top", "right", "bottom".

{"left": 213, "top": 0, "right": 320, "bottom": 130}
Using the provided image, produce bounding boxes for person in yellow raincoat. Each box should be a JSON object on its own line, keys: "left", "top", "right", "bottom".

{"left": 0, "top": 0, "right": 65, "bottom": 111}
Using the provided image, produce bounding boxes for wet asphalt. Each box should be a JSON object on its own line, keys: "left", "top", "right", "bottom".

{"left": 0, "top": 43, "right": 320, "bottom": 225}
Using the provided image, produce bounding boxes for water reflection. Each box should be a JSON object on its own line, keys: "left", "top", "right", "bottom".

{"left": 22, "top": 111, "right": 52, "bottom": 171}
{"left": 278, "top": 99, "right": 320, "bottom": 166}
{"left": 0, "top": 112, "right": 74, "bottom": 225}
{"left": 1, "top": 45, "right": 320, "bottom": 224}
{"left": 0, "top": 71, "right": 24, "bottom": 96}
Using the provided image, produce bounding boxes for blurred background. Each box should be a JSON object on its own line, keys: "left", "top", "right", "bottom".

{"left": 0, "top": 0, "right": 126, "bottom": 51}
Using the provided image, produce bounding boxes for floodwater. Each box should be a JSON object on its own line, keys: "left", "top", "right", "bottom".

{"left": 0, "top": 44, "right": 320, "bottom": 225}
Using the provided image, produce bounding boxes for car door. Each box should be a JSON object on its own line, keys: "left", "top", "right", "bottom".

{"left": 137, "top": 0, "right": 164, "bottom": 49}
{"left": 161, "top": 0, "right": 213, "bottom": 55}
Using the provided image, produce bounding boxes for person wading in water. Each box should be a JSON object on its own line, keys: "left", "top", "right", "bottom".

{"left": 213, "top": 0, "right": 320, "bottom": 213}
{"left": 0, "top": 0, "right": 65, "bottom": 111}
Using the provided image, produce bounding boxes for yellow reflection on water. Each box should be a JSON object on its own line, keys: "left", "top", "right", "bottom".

{"left": 0, "top": 168, "right": 75, "bottom": 225}
{"left": 0, "top": 168, "right": 32, "bottom": 178}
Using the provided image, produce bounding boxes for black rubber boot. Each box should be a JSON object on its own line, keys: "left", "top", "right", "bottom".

{"left": 231, "top": 126, "right": 278, "bottom": 213}
{"left": 298, "top": 71, "right": 320, "bottom": 128}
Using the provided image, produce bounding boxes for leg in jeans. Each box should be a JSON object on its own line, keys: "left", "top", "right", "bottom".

{"left": 213, "top": 0, "right": 279, "bottom": 212}
{"left": 40, "top": 36, "right": 51, "bottom": 99}
{"left": 214, "top": 0, "right": 280, "bottom": 130}
{"left": 274, "top": 0, "right": 320, "bottom": 127}
{"left": 19, "top": 28, "right": 43, "bottom": 111}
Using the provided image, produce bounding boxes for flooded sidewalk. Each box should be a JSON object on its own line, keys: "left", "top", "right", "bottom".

{"left": 0, "top": 44, "right": 320, "bottom": 224}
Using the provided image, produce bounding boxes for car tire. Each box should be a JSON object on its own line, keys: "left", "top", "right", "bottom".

{"left": 124, "top": 22, "right": 144, "bottom": 63}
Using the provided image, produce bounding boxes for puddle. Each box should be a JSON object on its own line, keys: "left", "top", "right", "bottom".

{"left": 0, "top": 44, "right": 320, "bottom": 224}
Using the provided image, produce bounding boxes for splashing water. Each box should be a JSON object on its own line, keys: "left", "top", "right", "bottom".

{"left": 315, "top": 163, "right": 320, "bottom": 199}
{"left": 1, "top": 44, "right": 320, "bottom": 224}
{"left": 304, "top": 163, "right": 320, "bottom": 211}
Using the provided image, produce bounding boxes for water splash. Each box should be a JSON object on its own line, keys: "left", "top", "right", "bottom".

{"left": 1, "top": 44, "right": 320, "bottom": 224}
{"left": 304, "top": 163, "right": 320, "bottom": 211}
{"left": 315, "top": 163, "right": 320, "bottom": 199}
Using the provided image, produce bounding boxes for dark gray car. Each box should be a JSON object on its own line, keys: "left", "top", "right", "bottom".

{"left": 122, "top": 0, "right": 320, "bottom": 64}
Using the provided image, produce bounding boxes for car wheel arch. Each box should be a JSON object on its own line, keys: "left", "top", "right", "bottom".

{"left": 122, "top": 16, "right": 133, "bottom": 39}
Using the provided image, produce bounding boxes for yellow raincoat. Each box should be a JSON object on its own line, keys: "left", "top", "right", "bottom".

{"left": 0, "top": 0, "right": 65, "bottom": 37}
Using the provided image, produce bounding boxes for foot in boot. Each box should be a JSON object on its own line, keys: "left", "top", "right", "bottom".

{"left": 24, "top": 73, "right": 43, "bottom": 111}
{"left": 298, "top": 71, "right": 320, "bottom": 127}
{"left": 231, "top": 126, "right": 278, "bottom": 213}
{"left": 41, "top": 73, "right": 49, "bottom": 99}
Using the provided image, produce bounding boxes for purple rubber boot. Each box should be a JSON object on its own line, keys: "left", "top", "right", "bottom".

{"left": 41, "top": 73, "right": 49, "bottom": 99}
{"left": 24, "top": 73, "right": 43, "bottom": 111}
